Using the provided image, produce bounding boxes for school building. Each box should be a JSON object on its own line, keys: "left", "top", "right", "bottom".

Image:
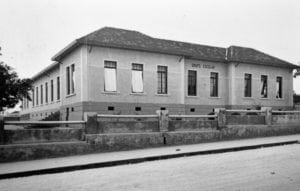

{"left": 21, "top": 27, "right": 299, "bottom": 120}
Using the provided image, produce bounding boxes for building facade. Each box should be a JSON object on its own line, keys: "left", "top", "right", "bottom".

{"left": 21, "top": 27, "right": 299, "bottom": 120}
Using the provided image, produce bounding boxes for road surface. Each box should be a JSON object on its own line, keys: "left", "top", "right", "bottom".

{"left": 0, "top": 144, "right": 299, "bottom": 191}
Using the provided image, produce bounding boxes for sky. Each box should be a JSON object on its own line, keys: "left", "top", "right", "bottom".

{"left": 0, "top": 0, "right": 300, "bottom": 93}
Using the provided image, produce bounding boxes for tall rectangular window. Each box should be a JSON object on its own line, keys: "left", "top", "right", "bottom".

{"left": 210, "top": 72, "right": 218, "bottom": 97}
{"left": 188, "top": 70, "right": 197, "bottom": 96}
{"left": 157, "top": 66, "right": 168, "bottom": 94}
{"left": 261, "top": 75, "right": 268, "bottom": 98}
{"left": 57, "top": 76, "right": 60, "bottom": 100}
{"left": 66, "top": 64, "right": 75, "bottom": 95}
{"left": 36, "top": 87, "right": 39, "bottom": 105}
{"left": 51, "top": 80, "right": 54, "bottom": 102}
{"left": 104, "top": 61, "right": 117, "bottom": 92}
{"left": 132, "top": 63, "right": 143, "bottom": 93}
{"left": 276, "top": 76, "right": 283, "bottom": 99}
{"left": 244, "top": 73, "right": 252, "bottom": 97}
{"left": 66, "top": 66, "right": 70, "bottom": 95}
{"left": 45, "top": 82, "right": 48, "bottom": 104}
{"left": 40, "top": 84, "right": 43, "bottom": 104}
{"left": 32, "top": 88, "right": 35, "bottom": 107}
{"left": 71, "top": 64, "right": 75, "bottom": 94}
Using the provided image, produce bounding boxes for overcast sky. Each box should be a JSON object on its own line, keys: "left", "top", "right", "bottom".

{"left": 0, "top": 0, "right": 300, "bottom": 93}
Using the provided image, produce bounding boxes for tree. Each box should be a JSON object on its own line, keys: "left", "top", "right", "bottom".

{"left": 0, "top": 47, "right": 32, "bottom": 111}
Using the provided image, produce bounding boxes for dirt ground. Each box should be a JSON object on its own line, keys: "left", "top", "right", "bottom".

{"left": 0, "top": 144, "right": 299, "bottom": 191}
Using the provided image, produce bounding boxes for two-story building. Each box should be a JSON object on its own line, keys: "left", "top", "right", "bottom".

{"left": 21, "top": 27, "right": 299, "bottom": 120}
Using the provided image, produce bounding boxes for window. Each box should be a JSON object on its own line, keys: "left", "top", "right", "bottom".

{"left": 157, "top": 66, "right": 168, "bottom": 94}
{"left": 32, "top": 89, "right": 35, "bottom": 107}
{"left": 45, "top": 82, "right": 48, "bottom": 104}
{"left": 188, "top": 70, "right": 197, "bottom": 96}
{"left": 104, "top": 61, "right": 117, "bottom": 92}
{"left": 276, "top": 77, "right": 283, "bottom": 99}
{"left": 66, "top": 66, "right": 70, "bottom": 95}
{"left": 66, "top": 64, "right": 75, "bottom": 95}
{"left": 244, "top": 74, "right": 252, "bottom": 97}
{"left": 36, "top": 87, "right": 39, "bottom": 105}
{"left": 210, "top": 72, "right": 218, "bottom": 97}
{"left": 132, "top": 63, "right": 143, "bottom": 93}
{"left": 135, "top": 107, "right": 141, "bottom": 111}
{"left": 40, "top": 84, "right": 43, "bottom": 104}
{"left": 71, "top": 64, "right": 75, "bottom": 94}
{"left": 51, "top": 80, "right": 54, "bottom": 102}
{"left": 57, "top": 76, "right": 60, "bottom": 100}
{"left": 261, "top": 75, "right": 268, "bottom": 98}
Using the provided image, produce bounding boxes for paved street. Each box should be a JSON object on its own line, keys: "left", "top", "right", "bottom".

{"left": 0, "top": 144, "right": 299, "bottom": 191}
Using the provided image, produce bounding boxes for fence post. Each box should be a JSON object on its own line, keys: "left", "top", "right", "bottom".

{"left": 84, "top": 112, "right": 98, "bottom": 134}
{"left": 215, "top": 108, "right": 226, "bottom": 129}
{"left": 262, "top": 107, "right": 272, "bottom": 126}
{"left": 156, "top": 110, "right": 169, "bottom": 132}
{"left": 0, "top": 116, "right": 5, "bottom": 144}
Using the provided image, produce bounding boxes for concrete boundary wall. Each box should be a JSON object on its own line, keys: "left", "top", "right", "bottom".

{"left": 0, "top": 109, "right": 299, "bottom": 162}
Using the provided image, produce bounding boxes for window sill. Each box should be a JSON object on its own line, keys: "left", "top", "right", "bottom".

{"left": 275, "top": 98, "right": 284, "bottom": 101}
{"left": 259, "top": 97, "right": 269, "bottom": 100}
{"left": 155, "top": 93, "right": 170, "bottom": 97}
{"left": 66, "top": 93, "right": 76, "bottom": 98}
{"left": 102, "top": 91, "right": 121, "bottom": 95}
{"left": 130, "top": 92, "right": 147, "bottom": 96}
{"left": 242, "top": 97, "right": 254, "bottom": 100}
{"left": 186, "top": 95, "right": 198, "bottom": 99}
{"left": 56, "top": 100, "right": 61, "bottom": 103}
{"left": 209, "top": 96, "right": 222, "bottom": 99}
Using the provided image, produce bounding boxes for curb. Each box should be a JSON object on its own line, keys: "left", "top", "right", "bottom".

{"left": 0, "top": 140, "right": 298, "bottom": 180}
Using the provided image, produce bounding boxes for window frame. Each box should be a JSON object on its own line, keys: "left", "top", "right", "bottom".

{"left": 187, "top": 70, "right": 197, "bottom": 96}
{"left": 104, "top": 60, "right": 117, "bottom": 92}
{"left": 157, "top": 65, "right": 168, "bottom": 94}
{"left": 45, "top": 82, "right": 48, "bottom": 104}
{"left": 260, "top": 75, "right": 268, "bottom": 98}
{"left": 131, "top": 63, "right": 144, "bottom": 93}
{"left": 210, "top": 72, "right": 219, "bottom": 97}
{"left": 66, "top": 64, "right": 75, "bottom": 96}
{"left": 244, "top": 73, "right": 252, "bottom": 98}
{"left": 40, "top": 84, "right": 43, "bottom": 105}
{"left": 57, "top": 76, "right": 60, "bottom": 101}
{"left": 276, "top": 76, "right": 283, "bottom": 99}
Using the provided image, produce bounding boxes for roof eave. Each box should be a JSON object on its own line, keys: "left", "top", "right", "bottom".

{"left": 31, "top": 62, "right": 59, "bottom": 81}
{"left": 227, "top": 59, "right": 298, "bottom": 69}
{"left": 51, "top": 40, "right": 80, "bottom": 62}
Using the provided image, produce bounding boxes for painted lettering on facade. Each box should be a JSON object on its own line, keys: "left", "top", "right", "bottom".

{"left": 191, "top": 63, "right": 215, "bottom": 69}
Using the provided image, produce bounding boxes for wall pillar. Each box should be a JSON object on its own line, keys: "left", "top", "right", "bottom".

{"left": 156, "top": 110, "right": 169, "bottom": 132}
{"left": 261, "top": 107, "right": 272, "bottom": 126}
{"left": 84, "top": 112, "right": 99, "bottom": 134}
{"left": 215, "top": 108, "right": 226, "bottom": 129}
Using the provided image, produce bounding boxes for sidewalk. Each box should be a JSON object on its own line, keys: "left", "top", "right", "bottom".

{"left": 0, "top": 134, "right": 299, "bottom": 179}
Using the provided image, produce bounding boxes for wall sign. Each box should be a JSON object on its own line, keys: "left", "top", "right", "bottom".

{"left": 192, "top": 63, "right": 215, "bottom": 69}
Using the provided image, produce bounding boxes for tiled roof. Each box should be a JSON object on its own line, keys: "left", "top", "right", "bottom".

{"left": 52, "top": 27, "right": 298, "bottom": 69}
{"left": 76, "top": 27, "right": 226, "bottom": 62}
{"left": 227, "top": 46, "right": 296, "bottom": 68}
